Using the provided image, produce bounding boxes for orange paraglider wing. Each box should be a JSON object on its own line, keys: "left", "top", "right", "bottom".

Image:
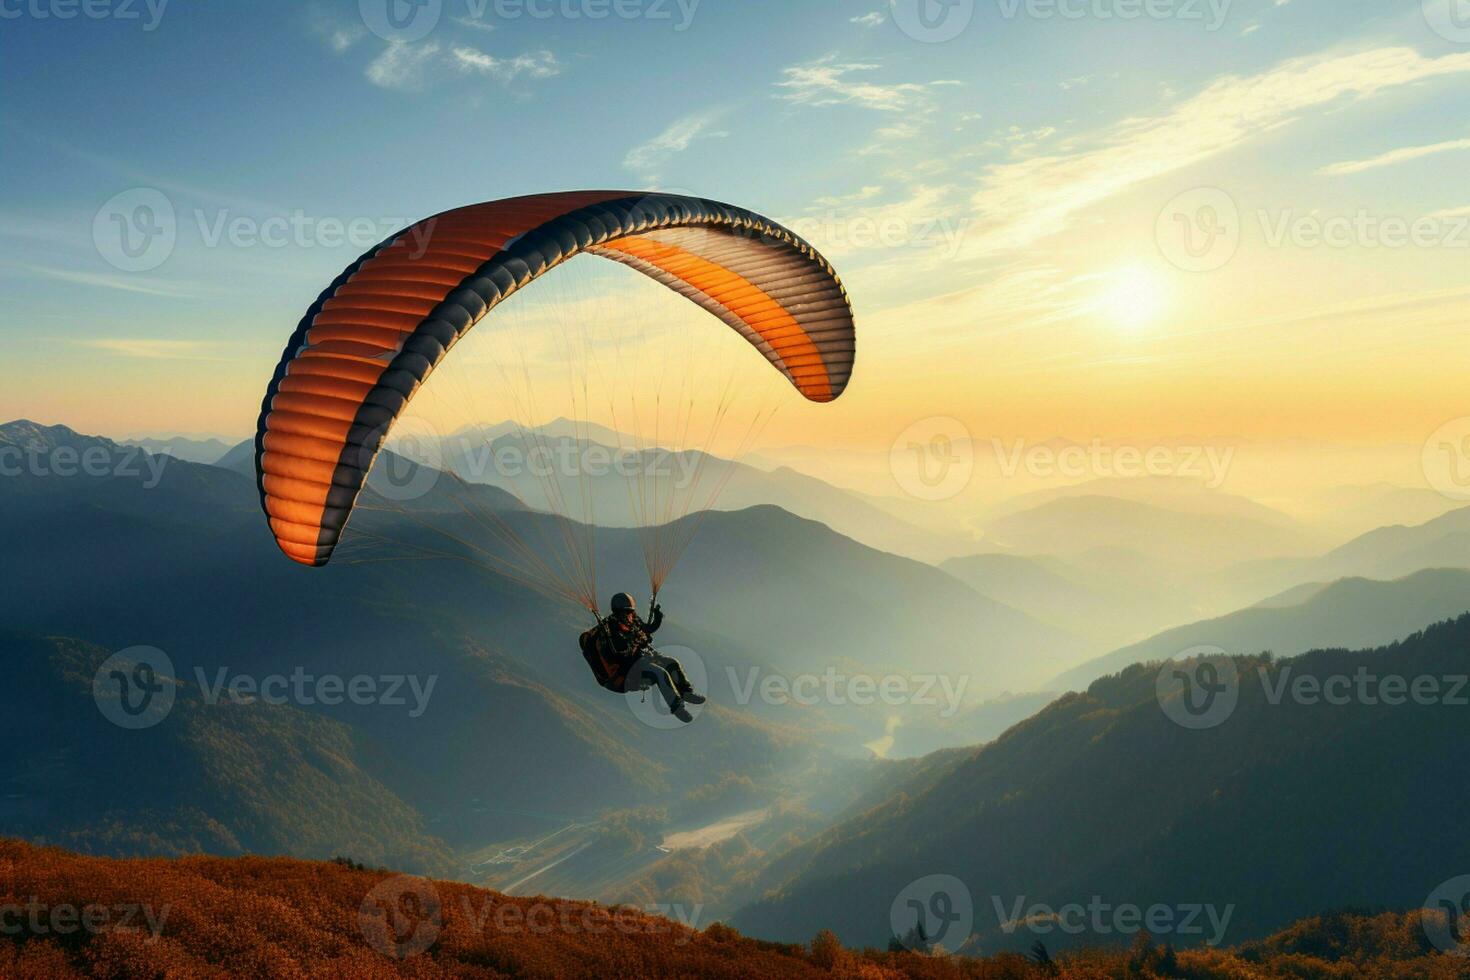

{"left": 254, "top": 191, "right": 856, "bottom": 566}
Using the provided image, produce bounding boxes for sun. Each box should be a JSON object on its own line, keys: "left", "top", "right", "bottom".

{"left": 1099, "top": 265, "right": 1169, "bottom": 333}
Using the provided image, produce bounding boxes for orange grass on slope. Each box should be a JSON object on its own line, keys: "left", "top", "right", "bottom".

{"left": 0, "top": 838, "right": 1464, "bottom": 979}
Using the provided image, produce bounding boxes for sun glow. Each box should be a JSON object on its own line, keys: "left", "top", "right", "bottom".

{"left": 1099, "top": 266, "right": 1169, "bottom": 332}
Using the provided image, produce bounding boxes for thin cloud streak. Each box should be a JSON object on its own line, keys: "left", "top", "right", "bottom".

{"left": 1319, "top": 137, "right": 1470, "bottom": 176}
{"left": 623, "top": 112, "right": 729, "bottom": 183}
{"left": 962, "top": 46, "right": 1470, "bottom": 259}
{"left": 72, "top": 338, "right": 226, "bottom": 360}
{"left": 776, "top": 57, "right": 956, "bottom": 112}
{"left": 12, "top": 264, "right": 190, "bottom": 298}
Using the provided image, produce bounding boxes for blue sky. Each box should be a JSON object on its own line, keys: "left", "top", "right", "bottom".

{"left": 3, "top": 0, "right": 1469, "bottom": 443}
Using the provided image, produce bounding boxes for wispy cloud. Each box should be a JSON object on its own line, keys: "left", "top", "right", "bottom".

{"left": 363, "top": 40, "right": 560, "bottom": 91}
{"left": 858, "top": 260, "right": 1081, "bottom": 351}
{"left": 860, "top": 119, "right": 923, "bottom": 156}
{"left": 8, "top": 124, "right": 284, "bottom": 214}
{"left": 309, "top": 10, "right": 366, "bottom": 54}
{"left": 366, "top": 42, "right": 442, "bottom": 91}
{"left": 453, "top": 15, "right": 498, "bottom": 32}
{"left": 990, "top": 125, "right": 1058, "bottom": 155}
{"left": 814, "top": 185, "right": 883, "bottom": 208}
{"left": 623, "top": 112, "right": 730, "bottom": 183}
{"left": 776, "top": 57, "right": 955, "bottom": 112}
{"left": 786, "top": 184, "right": 973, "bottom": 275}
{"left": 851, "top": 11, "right": 885, "bottom": 26}
{"left": 13, "top": 264, "right": 189, "bottom": 298}
{"left": 1318, "top": 136, "right": 1470, "bottom": 176}
{"left": 73, "top": 338, "right": 223, "bottom": 360}
{"left": 451, "top": 47, "right": 560, "bottom": 82}
{"left": 962, "top": 46, "right": 1470, "bottom": 257}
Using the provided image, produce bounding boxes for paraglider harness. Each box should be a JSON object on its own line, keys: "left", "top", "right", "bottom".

{"left": 579, "top": 620, "right": 628, "bottom": 692}
{"left": 579, "top": 599, "right": 656, "bottom": 694}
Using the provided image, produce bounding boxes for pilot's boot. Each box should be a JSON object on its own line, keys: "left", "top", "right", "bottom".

{"left": 664, "top": 659, "right": 706, "bottom": 705}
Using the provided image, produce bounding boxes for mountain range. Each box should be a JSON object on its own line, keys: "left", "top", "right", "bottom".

{"left": 733, "top": 615, "right": 1470, "bottom": 952}
{"left": 0, "top": 420, "right": 1086, "bottom": 871}
{"left": 1051, "top": 566, "right": 1470, "bottom": 691}
{"left": 7, "top": 417, "right": 1470, "bottom": 960}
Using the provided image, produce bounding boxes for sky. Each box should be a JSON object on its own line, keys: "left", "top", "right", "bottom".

{"left": 2, "top": 0, "right": 1468, "bottom": 452}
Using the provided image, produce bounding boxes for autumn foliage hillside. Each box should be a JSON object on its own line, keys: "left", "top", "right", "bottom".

{"left": 0, "top": 839, "right": 1465, "bottom": 978}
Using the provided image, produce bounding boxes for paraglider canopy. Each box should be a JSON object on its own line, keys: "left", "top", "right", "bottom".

{"left": 254, "top": 190, "right": 856, "bottom": 580}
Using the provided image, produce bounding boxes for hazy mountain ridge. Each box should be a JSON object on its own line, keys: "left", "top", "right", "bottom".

{"left": 977, "top": 475, "right": 1303, "bottom": 527}
{"left": 733, "top": 615, "right": 1470, "bottom": 951}
{"left": 1051, "top": 567, "right": 1470, "bottom": 691}
{"left": 0, "top": 630, "right": 456, "bottom": 873}
{"left": 432, "top": 428, "right": 968, "bottom": 564}
{"left": 121, "top": 435, "right": 234, "bottom": 465}
{"left": 939, "top": 552, "right": 1171, "bottom": 650}
{"left": 1289, "top": 481, "right": 1466, "bottom": 539}
{"left": 0, "top": 418, "right": 1074, "bottom": 880}
{"left": 9, "top": 417, "right": 1469, "bottom": 953}
{"left": 979, "top": 494, "right": 1328, "bottom": 573}
{"left": 0, "top": 422, "right": 828, "bottom": 853}
{"left": 1206, "top": 504, "right": 1470, "bottom": 610}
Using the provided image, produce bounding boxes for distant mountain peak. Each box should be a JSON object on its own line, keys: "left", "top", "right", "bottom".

{"left": 0, "top": 419, "right": 122, "bottom": 452}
